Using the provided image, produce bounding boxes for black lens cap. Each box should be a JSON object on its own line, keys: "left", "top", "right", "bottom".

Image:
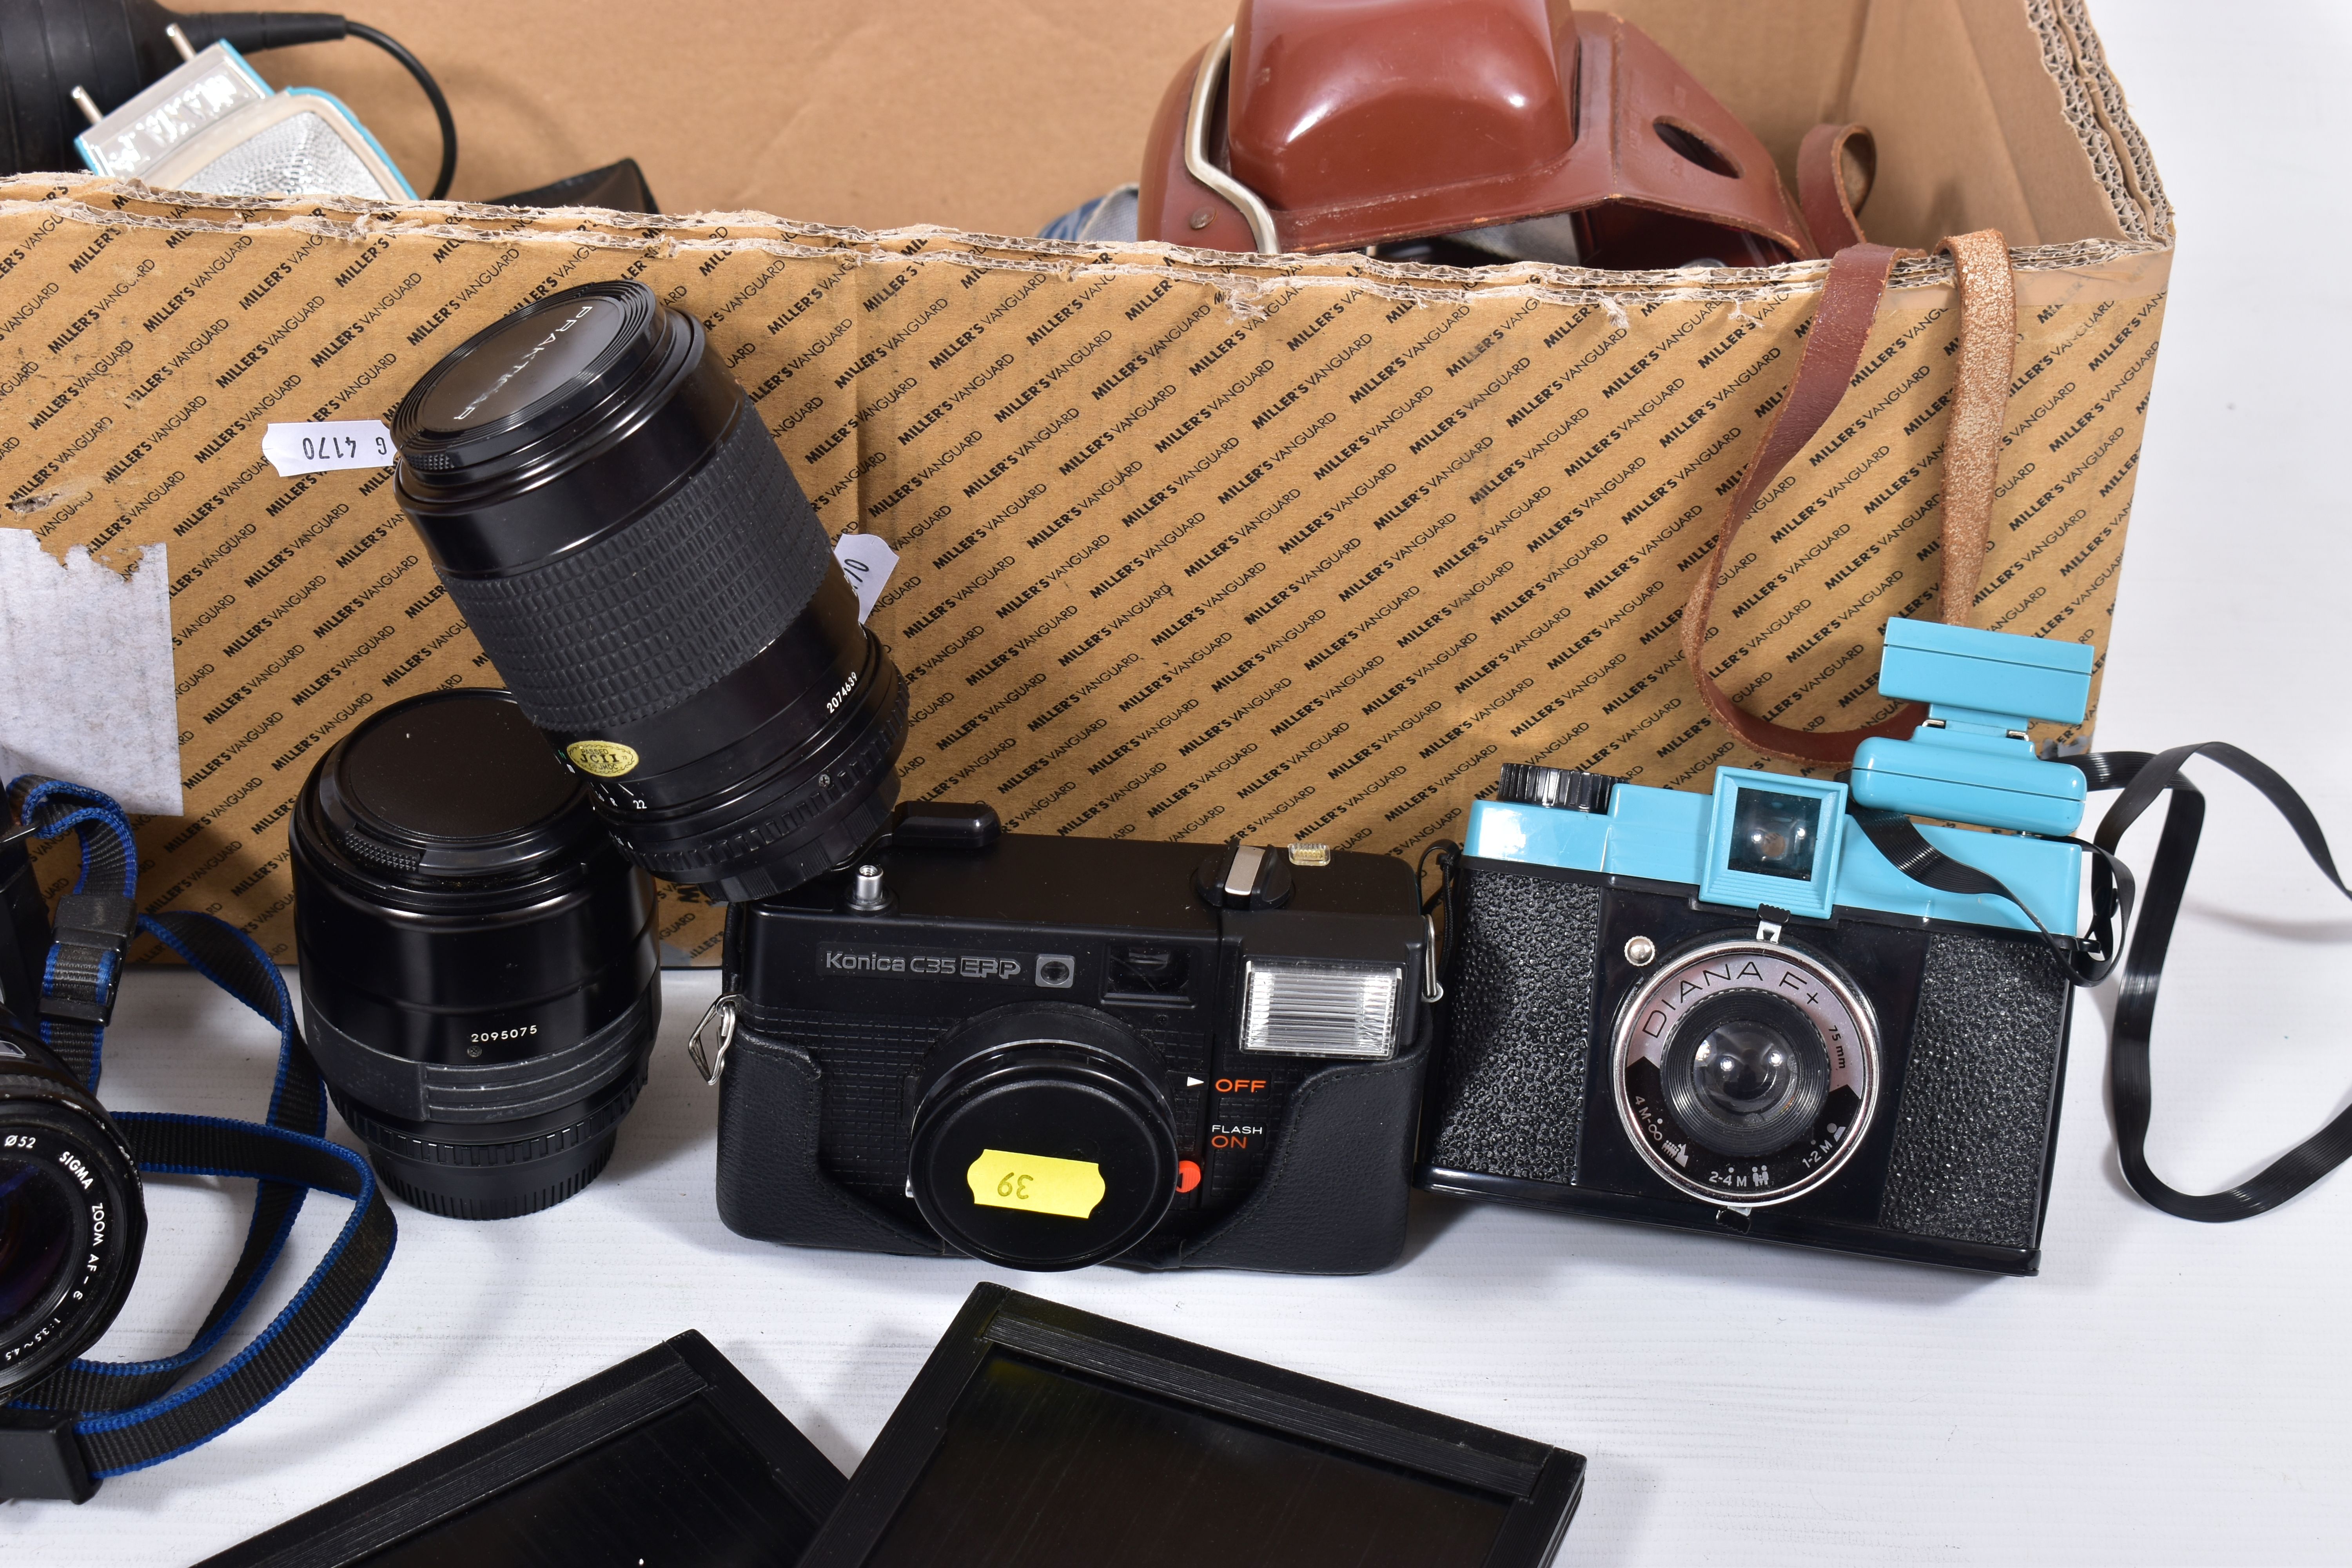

{"left": 393, "top": 282, "right": 679, "bottom": 482}
{"left": 316, "top": 690, "right": 594, "bottom": 879}
{"left": 909, "top": 1005, "right": 1176, "bottom": 1271}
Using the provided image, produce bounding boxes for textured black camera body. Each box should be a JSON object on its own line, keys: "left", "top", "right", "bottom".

{"left": 715, "top": 810, "right": 1432, "bottom": 1273}
{"left": 1423, "top": 858, "right": 2073, "bottom": 1274}
{"left": 1424, "top": 624, "right": 2102, "bottom": 1275}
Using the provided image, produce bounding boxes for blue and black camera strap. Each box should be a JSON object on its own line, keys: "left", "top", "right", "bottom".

{"left": 1845, "top": 744, "right": 2352, "bottom": 1222}
{"left": 3, "top": 778, "right": 397, "bottom": 1492}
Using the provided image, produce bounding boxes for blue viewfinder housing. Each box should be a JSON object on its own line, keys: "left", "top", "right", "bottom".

{"left": 1463, "top": 619, "right": 2096, "bottom": 936}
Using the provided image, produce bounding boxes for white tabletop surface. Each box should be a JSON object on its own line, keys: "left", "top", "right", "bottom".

{"left": 15, "top": 3, "right": 2352, "bottom": 1563}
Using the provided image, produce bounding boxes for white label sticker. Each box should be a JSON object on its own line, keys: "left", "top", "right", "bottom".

{"left": 833, "top": 532, "right": 898, "bottom": 625}
{"left": 261, "top": 420, "right": 395, "bottom": 477}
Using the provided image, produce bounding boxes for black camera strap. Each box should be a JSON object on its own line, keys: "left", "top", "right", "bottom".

{"left": 3, "top": 778, "right": 138, "bottom": 1090}
{"left": 1843, "top": 802, "right": 2134, "bottom": 988}
{"left": 1848, "top": 744, "right": 2352, "bottom": 1222}
{"left": 2, "top": 779, "right": 397, "bottom": 1499}
{"left": 2076, "top": 744, "right": 2352, "bottom": 1220}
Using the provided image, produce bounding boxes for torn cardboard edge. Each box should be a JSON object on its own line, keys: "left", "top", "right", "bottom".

{"left": 0, "top": 178, "right": 2168, "bottom": 291}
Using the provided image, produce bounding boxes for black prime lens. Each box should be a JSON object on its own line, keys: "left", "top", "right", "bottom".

{"left": 0, "top": 1021, "right": 144, "bottom": 1396}
{"left": 389, "top": 281, "right": 907, "bottom": 902}
{"left": 291, "top": 689, "right": 661, "bottom": 1220}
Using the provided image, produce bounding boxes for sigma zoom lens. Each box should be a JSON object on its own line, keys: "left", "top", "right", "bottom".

{"left": 0, "top": 1020, "right": 144, "bottom": 1396}
{"left": 389, "top": 280, "right": 907, "bottom": 901}
{"left": 291, "top": 689, "right": 660, "bottom": 1219}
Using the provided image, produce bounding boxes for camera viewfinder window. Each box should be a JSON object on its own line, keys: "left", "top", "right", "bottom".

{"left": 863, "top": 1351, "right": 1511, "bottom": 1568}
{"left": 1726, "top": 789, "right": 1822, "bottom": 881}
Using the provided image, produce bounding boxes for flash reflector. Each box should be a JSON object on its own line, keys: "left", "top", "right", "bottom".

{"left": 1241, "top": 959, "right": 1402, "bottom": 1060}
{"left": 74, "top": 39, "right": 413, "bottom": 200}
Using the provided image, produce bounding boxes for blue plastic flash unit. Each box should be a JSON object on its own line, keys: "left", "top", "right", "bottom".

{"left": 1848, "top": 618, "right": 2094, "bottom": 836}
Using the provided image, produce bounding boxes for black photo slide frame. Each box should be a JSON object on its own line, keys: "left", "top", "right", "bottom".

{"left": 800, "top": 1283, "right": 1585, "bottom": 1568}
{"left": 198, "top": 1330, "right": 847, "bottom": 1568}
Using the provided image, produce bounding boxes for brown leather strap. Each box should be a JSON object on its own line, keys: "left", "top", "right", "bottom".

{"left": 1678, "top": 231, "right": 2017, "bottom": 765}
{"left": 1933, "top": 229, "right": 2016, "bottom": 627}
{"left": 1797, "top": 123, "right": 1875, "bottom": 255}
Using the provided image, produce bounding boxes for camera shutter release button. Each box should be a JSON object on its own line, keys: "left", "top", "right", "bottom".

{"left": 1176, "top": 1160, "right": 1201, "bottom": 1193}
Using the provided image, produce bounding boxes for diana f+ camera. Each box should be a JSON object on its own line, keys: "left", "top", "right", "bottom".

{"left": 1423, "top": 619, "right": 2098, "bottom": 1273}
{"left": 708, "top": 804, "right": 1434, "bottom": 1273}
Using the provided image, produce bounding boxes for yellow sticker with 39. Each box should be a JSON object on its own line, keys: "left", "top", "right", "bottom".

{"left": 965, "top": 1150, "right": 1105, "bottom": 1220}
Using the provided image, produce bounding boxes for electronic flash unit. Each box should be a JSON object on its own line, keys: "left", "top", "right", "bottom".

{"left": 71, "top": 25, "right": 412, "bottom": 200}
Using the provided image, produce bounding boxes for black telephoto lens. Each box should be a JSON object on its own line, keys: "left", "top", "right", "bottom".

{"left": 290, "top": 689, "right": 661, "bottom": 1220}
{"left": 0, "top": 1020, "right": 145, "bottom": 1396}
{"left": 389, "top": 281, "right": 908, "bottom": 901}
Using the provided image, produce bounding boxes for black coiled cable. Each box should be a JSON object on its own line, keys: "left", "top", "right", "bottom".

{"left": 338, "top": 20, "right": 456, "bottom": 199}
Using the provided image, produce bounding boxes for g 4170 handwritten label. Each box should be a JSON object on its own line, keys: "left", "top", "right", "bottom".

{"left": 260, "top": 419, "right": 395, "bottom": 477}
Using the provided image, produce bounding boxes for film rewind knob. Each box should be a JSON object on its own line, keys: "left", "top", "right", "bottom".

{"left": 1495, "top": 764, "right": 1620, "bottom": 813}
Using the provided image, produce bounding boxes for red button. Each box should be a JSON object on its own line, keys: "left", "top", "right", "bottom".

{"left": 1175, "top": 1159, "right": 1201, "bottom": 1194}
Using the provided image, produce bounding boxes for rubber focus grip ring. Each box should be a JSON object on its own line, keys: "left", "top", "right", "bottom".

{"left": 441, "top": 409, "right": 835, "bottom": 733}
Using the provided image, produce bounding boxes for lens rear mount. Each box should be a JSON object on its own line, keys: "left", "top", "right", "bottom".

{"left": 547, "top": 568, "right": 908, "bottom": 902}
{"left": 329, "top": 1057, "right": 648, "bottom": 1221}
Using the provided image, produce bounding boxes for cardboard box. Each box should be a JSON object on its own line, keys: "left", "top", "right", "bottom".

{"left": 0, "top": 0, "right": 2170, "bottom": 964}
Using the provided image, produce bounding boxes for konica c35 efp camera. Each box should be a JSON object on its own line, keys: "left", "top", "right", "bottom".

{"left": 1422, "top": 619, "right": 2098, "bottom": 1274}
{"left": 706, "top": 803, "right": 1434, "bottom": 1273}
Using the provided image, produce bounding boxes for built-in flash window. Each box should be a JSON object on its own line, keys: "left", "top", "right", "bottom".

{"left": 1240, "top": 960, "right": 1402, "bottom": 1060}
